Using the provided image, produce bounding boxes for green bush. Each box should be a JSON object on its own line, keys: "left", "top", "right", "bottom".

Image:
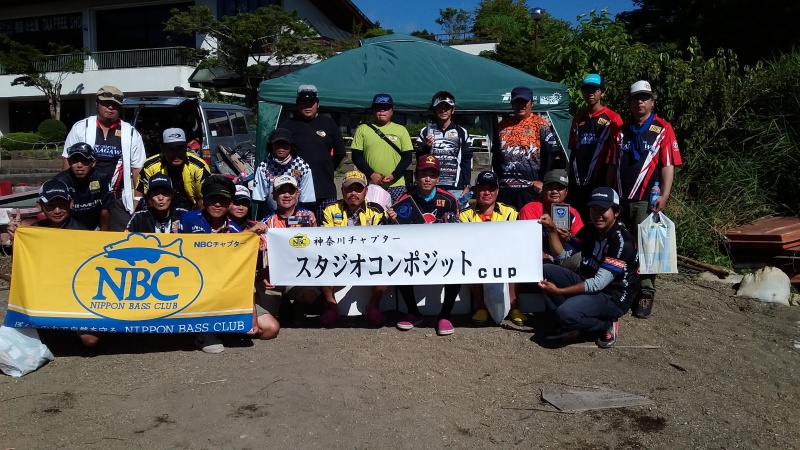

{"left": 0, "top": 132, "right": 43, "bottom": 151}
{"left": 37, "top": 119, "right": 67, "bottom": 143}
{"left": 404, "top": 122, "right": 428, "bottom": 140}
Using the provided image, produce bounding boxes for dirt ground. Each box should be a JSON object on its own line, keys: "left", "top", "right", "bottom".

{"left": 1, "top": 271, "right": 799, "bottom": 450}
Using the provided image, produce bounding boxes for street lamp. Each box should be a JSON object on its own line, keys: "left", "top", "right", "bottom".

{"left": 531, "top": 7, "right": 544, "bottom": 51}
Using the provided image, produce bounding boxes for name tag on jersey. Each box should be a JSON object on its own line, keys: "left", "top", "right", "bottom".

{"left": 115, "top": 129, "right": 121, "bottom": 137}
{"left": 436, "top": 199, "right": 445, "bottom": 207}
{"left": 316, "top": 130, "right": 326, "bottom": 137}
{"left": 649, "top": 125, "right": 663, "bottom": 133}
{"left": 597, "top": 117, "right": 609, "bottom": 126}
{"left": 89, "top": 181, "right": 100, "bottom": 191}
{"left": 446, "top": 130, "right": 458, "bottom": 138}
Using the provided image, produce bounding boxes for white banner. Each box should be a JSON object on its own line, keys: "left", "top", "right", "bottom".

{"left": 267, "top": 221, "right": 543, "bottom": 286}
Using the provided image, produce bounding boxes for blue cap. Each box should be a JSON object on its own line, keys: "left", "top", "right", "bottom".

{"left": 582, "top": 74, "right": 603, "bottom": 88}
{"left": 372, "top": 93, "right": 393, "bottom": 106}
{"left": 510, "top": 86, "right": 533, "bottom": 102}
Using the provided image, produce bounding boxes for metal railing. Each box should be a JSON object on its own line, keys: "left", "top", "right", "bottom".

{"left": 0, "top": 47, "right": 198, "bottom": 75}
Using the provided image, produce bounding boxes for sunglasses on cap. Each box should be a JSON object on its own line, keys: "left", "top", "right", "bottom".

{"left": 97, "top": 92, "right": 123, "bottom": 102}
{"left": 374, "top": 96, "right": 391, "bottom": 103}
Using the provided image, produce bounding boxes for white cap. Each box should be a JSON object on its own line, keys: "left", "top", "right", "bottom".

{"left": 233, "top": 185, "right": 251, "bottom": 201}
{"left": 162, "top": 128, "right": 187, "bottom": 146}
{"left": 273, "top": 175, "right": 298, "bottom": 189}
{"left": 630, "top": 80, "right": 654, "bottom": 96}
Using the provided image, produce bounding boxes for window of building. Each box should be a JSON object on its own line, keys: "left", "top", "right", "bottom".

{"left": 95, "top": 3, "right": 194, "bottom": 52}
{"left": 217, "top": 0, "right": 280, "bottom": 18}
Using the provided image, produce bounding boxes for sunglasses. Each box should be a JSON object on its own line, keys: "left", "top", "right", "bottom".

{"left": 98, "top": 92, "right": 123, "bottom": 102}
{"left": 374, "top": 96, "right": 391, "bottom": 103}
{"left": 232, "top": 199, "right": 251, "bottom": 207}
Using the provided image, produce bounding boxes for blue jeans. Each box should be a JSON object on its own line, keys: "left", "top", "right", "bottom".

{"left": 541, "top": 265, "right": 623, "bottom": 334}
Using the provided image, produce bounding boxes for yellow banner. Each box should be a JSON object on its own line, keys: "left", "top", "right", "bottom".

{"left": 5, "top": 228, "right": 258, "bottom": 334}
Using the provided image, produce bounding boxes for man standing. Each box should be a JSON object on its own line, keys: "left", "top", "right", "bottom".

{"left": 386, "top": 155, "right": 461, "bottom": 336}
{"left": 351, "top": 93, "right": 414, "bottom": 203}
{"left": 567, "top": 74, "right": 623, "bottom": 223}
{"left": 278, "top": 84, "right": 347, "bottom": 219}
{"left": 492, "top": 86, "right": 559, "bottom": 210}
{"left": 458, "top": 171, "right": 527, "bottom": 326}
{"left": 63, "top": 85, "right": 145, "bottom": 231}
{"left": 416, "top": 91, "right": 473, "bottom": 209}
{"left": 54, "top": 142, "right": 113, "bottom": 231}
{"left": 319, "top": 170, "right": 388, "bottom": 327}
{"left": 136, "top": 128, "right": 211, "bottom": 214}
{"left": 611, "top": 80, "right": 682, "bottom": 318}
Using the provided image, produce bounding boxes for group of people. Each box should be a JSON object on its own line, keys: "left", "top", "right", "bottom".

{"left": 6, "top": 73, "right": 681, "bottom": 351}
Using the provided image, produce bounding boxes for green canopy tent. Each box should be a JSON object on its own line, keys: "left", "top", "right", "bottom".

{"left": 256, "top": 33, "right": 572, "bottom": 165}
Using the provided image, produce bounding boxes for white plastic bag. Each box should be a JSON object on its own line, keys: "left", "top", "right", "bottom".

{"left": 637, "top": 212, "right": 678, "bottom": 274}
{"left": 483, "top": 283, "right": 511, "bottom": 325}
{"left": 0, "top": 326, "right": 54, "bottom": 377}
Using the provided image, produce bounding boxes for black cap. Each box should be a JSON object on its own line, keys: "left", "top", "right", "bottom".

{"left": 587, "top": 187, "right": 620, "bottom": 210}
{"left": 511, "top": 86, "right": 533, "bottom": 102}
{"left": 372, "top": 93, "right": 393, "bottom": 106}
{"left": 67, "top": 142, "right": 94, "bottom": 160}
{"left": 431, "top": 91, "right": 455, "bottom": 108}
{"left": 269, "top": 128, "right": 293, "bottom": 144}
{"left": 474, "top": 171, "right": 499, "bottom": 186}
{"left": 39, "top": 179, "right": 71, "bottom": 204}
{"left": 202, "top": 181, "right": 233, "bottom": 199}
{"left": 146, "top": 174, "right": 174, "bottom": 194}
{"left": 542, "top": 169, "right": 569, "bottom": 187}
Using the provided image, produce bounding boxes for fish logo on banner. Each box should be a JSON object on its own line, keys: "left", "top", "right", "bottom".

{"left": 72, "top": 234, "right": 204, "bottom": 321}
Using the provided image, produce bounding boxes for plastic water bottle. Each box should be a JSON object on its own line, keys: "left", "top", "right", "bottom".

{"left": 649, "top": 182, "right": 661, "bottom": 210}
{"left": 458, "top": 190, "right": 473, "bottom": 210}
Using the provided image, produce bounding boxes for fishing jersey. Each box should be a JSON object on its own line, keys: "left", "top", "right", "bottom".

{"left": 177, "top": 210, "right": 242, "bottom": 234}
{"left": 612, "top": 114, "right": 682, "bottom": 201}
{"left": 137, "top": 153, "right": 210, "bottom": 211}
{"left": 575, "top": 220, "right": 640, "bottom": 309}
{"left": 493, "top": 113, "right": 559, "bottom": 190}
{"left": 568, "top": 106, "right": 623, "bottom": 186}
{"left": 322, "top": 200, "right": 385, "bottom": 227}
{"left": 396, "top": 188, "right": 459, "bottom": 224}
{"left": 252, "top": 156, "right": 315, "bottom": 212}
{"left": 416, "top": 122, "right": 472, "bottom": 189}
{"left": 125, "top": 208, "right": 184, "bottom": 233}
{"left": 459, "top": 202, "right": 517, "bottom": 222}
{"left": 53, "top": 168, "right": 113, "bottom": 230}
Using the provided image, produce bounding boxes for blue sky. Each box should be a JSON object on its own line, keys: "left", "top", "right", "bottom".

{"left": 351, "top": 1, "right": 637, "bottom": 34}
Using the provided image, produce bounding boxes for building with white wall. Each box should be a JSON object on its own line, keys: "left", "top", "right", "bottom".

{"left": 0, "top": 0, "right": 372, "bottom": 135}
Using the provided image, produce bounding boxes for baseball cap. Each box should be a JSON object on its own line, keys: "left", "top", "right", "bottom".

{"left": 96, "top": 85, "right": 124, "bottom": 105}
{"left": 417, "top": 154, "right": 440, "bottom": 172}
{"left": 297, "top": 84, "right": 318, "bottom": 100}
{"left": 201, "top": 180, "right": 233, "bottom": 199}
{"left": 273, "top": 175, "right": 298, "bottom": 190}
{"left": 342, "top": 170, "right": 367, "bottom": 188}
{"left": 39, "top": 179, "right": 71, "bottom": 204}
{"left": 66, "top": 142, "right": 94, "bottom": 160}
{"left": 372, "top": 93, "right": 393, "bottom": 106}
{"left": 587, "top": 187, "right": 620, "bottom": 210}
{"left": 269, "top": 128, "right": 293, "bottom": 144}
{"left": 510, "top": 86, "right": 533, "bottom": 102}
{"left": 582, "top": 74, "right": 603, "bottom": 88}
{"left": 162, "top": 128, "right": 187, "bottom": 147}
{"left": 147, "top": 174, "right": 174, "bottom": 194}
{"left": 431, "top": 91, "right": 455, "bottom": 108}
{"left": 474, "top": 171, "right": 499, "bottom": 186}
{"left": 543, "top": 169, "right": 569, "bottom": 187}
{"left": 630, "top": 80, "right": 654, "bottom": 96}
{"left": 233, "top": 185, "right": 251, "bottom": 202}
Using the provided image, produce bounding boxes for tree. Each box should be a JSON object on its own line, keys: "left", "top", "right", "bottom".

{"left": 409, "top": 29, "right": 436, "bottom": 41}
{"left": 618, "top": 0, "right": 800, "bottom": 65}
{"left": 472, "top": 0, "right": 533, "bottom": 41}
{"left": 0, "top": 38, "right": 85, "bottom": 120}
{"left": 435, "top": 8, "right": 471, "bottom": 39}
{"left": 165, "top": 5, "right": 331, "bottom": 101}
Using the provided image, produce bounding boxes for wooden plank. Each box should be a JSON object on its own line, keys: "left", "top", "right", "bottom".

{"left": 727, "top": 239, "right": 800, "bottom": 250}
{"left": 725, "top": 217, "right": 800, "bottom": 243}
{"left": 541, "top": 388, "right": 654, "bottom": 412}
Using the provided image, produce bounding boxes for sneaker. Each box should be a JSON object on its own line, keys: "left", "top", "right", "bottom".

{"left": 596, "top": 321, "right": 619, "bottom": 348}
{"left": 195, "top": 333, "right": 224, "bottom": 354}
{"left": 508, "top": 308, "right": 528, "bottom": 325}
{"left": 546, "top": 328, "right": 580, "bottom": 342}
{"left": 471, "top": 309, "right": 489, "bottom": 326}
{"left": 396, "top": 314, "right": 423, "bottom": 331}
{"left": 366, "top": 307, "right": 386, "bottom": 326}
{"left": 319, "top": 308, "right": 339, "bottom": 327}
{"left": 633, "top": 292, "right": 654, "bottom": 319}
{"left": 437, "top": 318, "right": 455, "bottom": 336}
